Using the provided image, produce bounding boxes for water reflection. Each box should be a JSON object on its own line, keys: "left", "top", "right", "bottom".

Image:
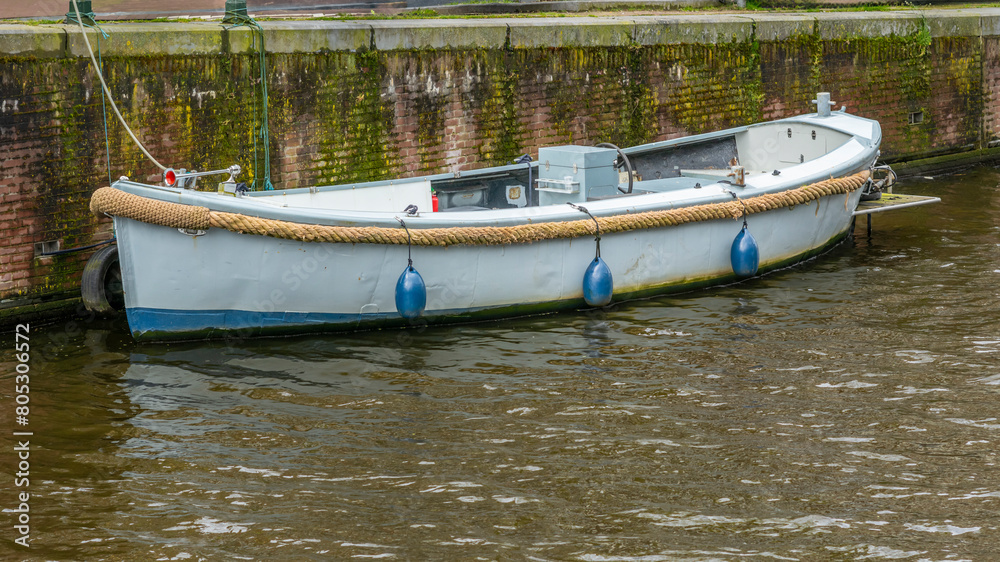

{"left": 5, "top": 167, "right": 1000, "bottom": 559}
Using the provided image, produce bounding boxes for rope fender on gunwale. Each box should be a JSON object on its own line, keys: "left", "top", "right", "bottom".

{"left": 90, "top": 171, "right": 870, "bottom": 247}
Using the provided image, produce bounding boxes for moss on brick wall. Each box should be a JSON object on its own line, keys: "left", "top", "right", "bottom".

{"left": 315, "top": 48, "right": 398, "bottom": 185}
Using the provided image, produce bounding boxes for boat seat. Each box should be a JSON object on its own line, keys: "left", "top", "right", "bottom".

{"left": 440, "top": 205, "right": 490, "bottom": 212}
{"left": 587, "top": 192, "right": 631, "bottom": 201}
{"left": 634, "top": 176, "right": 707, "bottom": 193}
{"left": 678, "top": 169, "right": 733, "bottom": 181}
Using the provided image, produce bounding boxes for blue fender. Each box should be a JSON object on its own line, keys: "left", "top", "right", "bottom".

{"left": 395, "top": 266, "right": 427, "bottom": 319}
{"left": 731, "top": 223, "right": 760, "bottom": 278}
{"left": 583, "top": 256, "right": 613, "bottom": 307}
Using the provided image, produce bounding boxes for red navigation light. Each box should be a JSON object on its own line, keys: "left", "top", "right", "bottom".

{"left": 164, "top": 169, "right": 177, "bottom": 187}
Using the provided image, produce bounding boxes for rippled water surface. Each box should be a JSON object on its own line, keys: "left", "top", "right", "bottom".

{"left": 3, "top": 168, "right": 1000, "bottom": 560}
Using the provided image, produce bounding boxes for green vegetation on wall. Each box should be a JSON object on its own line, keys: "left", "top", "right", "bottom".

{"left": 414, "top": 90, "right": 447, "bottom": 173}
{"left": 601, "top": 42, "right": 659, "bottom": 148}
{"left": 654, "top": 35, "right": 765, "bottom": 137}
{"left": 468, "top": 49, "right": 526, "bottom": 166}
{"left": 826, "top": 21, "right": 981, "bottom": 156}
{"left": 316, "top": 48, "right": 398, "bottom": 185}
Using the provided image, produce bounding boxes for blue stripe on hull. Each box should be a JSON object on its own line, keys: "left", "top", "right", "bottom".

{"left": 126, "top": 307, "right": 383, "bottom": 340}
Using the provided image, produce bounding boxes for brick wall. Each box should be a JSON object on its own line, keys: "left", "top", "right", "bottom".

{"left": 1, "top": 17, "right": 998, "bottom": 322}
{"left": 986, "top": 37, "right": 1000, "bottom": 147}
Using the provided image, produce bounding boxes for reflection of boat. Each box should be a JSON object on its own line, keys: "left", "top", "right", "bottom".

{"left": 89, "top": 93, "right": 935, "bottom": 341}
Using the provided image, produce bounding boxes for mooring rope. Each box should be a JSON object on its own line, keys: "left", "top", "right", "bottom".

{"left": 67, "top": 12, "right": 114, "bottom": 186}
{"left": 224, "top": 13, "right": 273, "bottom": 191}
{"left": 71, "top": 0, "right": 168, "bottom": 172}
{"left": 91, "top": 171, "right": 869, "bottom": 247}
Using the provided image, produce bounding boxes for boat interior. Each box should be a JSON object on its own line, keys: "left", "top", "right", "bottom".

{"left": 251, "top": 120, "right": 855, "bottom": 213}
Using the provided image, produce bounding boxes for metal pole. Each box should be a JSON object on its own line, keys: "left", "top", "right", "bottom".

{"left": 223, "top": 0, "right": 251, "bottom": 25}
{"left": 65, "top": 0, "right": 96, "bottom": 25}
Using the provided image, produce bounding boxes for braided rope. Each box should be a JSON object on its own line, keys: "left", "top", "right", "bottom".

{"left": 91, "top": 171, "right": 869, "bottom": 247}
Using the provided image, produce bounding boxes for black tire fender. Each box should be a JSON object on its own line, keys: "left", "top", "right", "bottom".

{"left": 82, "top": 244, "right": 124, "bottom": 314}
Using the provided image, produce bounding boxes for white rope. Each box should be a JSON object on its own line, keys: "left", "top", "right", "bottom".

{"left": 71, "top": 0, "right": 167, "bottom": 171}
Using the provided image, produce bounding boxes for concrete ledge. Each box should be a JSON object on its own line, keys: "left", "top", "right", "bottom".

{"left": 813, "top": 11, "right": 922, "bottom": 40}
{"left": 367, "top": 20, "right": 511, "bottom": 50}
{"left": 4, "top": 8, "right": 1000, "bottom": 57}
{"left": 228, "top": 21, "right": 372, "bottom": 53}
{"left": 0, "top": 24, "right": 65, "bottom": 57}
{"left": 981, "top": 12, "right": 1000, "bottom": 36}
{"left": 426, "top": 0, "right": 715, "bottom": 16}
{"left": 507, "top": 18, "right": 634, "bottom": 48}
{"left": 66, "top": 23, "right": 227, "bottom": 57}
{"left": 749, "top": 14, "right": 818, "bottom": 41}
{"left": 634, "top": 15, "right": 756, "bottom": 44}
{"left": 0, "top": 293, "right": 83, "bottom": 327}
{"left": 889, "top": 146, "right": 1000, "bottom": 179}
{"left": 923, "top": 10, "right": 985, "bottom": 38}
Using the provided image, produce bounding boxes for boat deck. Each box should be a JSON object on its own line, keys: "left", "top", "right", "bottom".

{"left": 853, "top": 193, "right": 941, "bottom": 216}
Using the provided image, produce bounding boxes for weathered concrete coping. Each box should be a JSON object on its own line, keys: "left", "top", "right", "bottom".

{"left": 3, "top": 8, "right": 1000, "bottom": 58}
{"left": 426, "top": 0, "right": 715, "bottom": 15}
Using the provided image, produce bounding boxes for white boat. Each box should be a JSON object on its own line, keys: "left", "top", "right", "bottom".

{"left": 86, "top": 93, "right": 936, "bottom": 341}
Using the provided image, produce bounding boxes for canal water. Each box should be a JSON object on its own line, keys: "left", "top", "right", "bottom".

{"left": 3, "top": 167, "right": 999, "bottom": 560}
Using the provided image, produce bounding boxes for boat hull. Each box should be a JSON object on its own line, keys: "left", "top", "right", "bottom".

{"left": 116, "top": 187, "right": 863, "bottom": 340}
